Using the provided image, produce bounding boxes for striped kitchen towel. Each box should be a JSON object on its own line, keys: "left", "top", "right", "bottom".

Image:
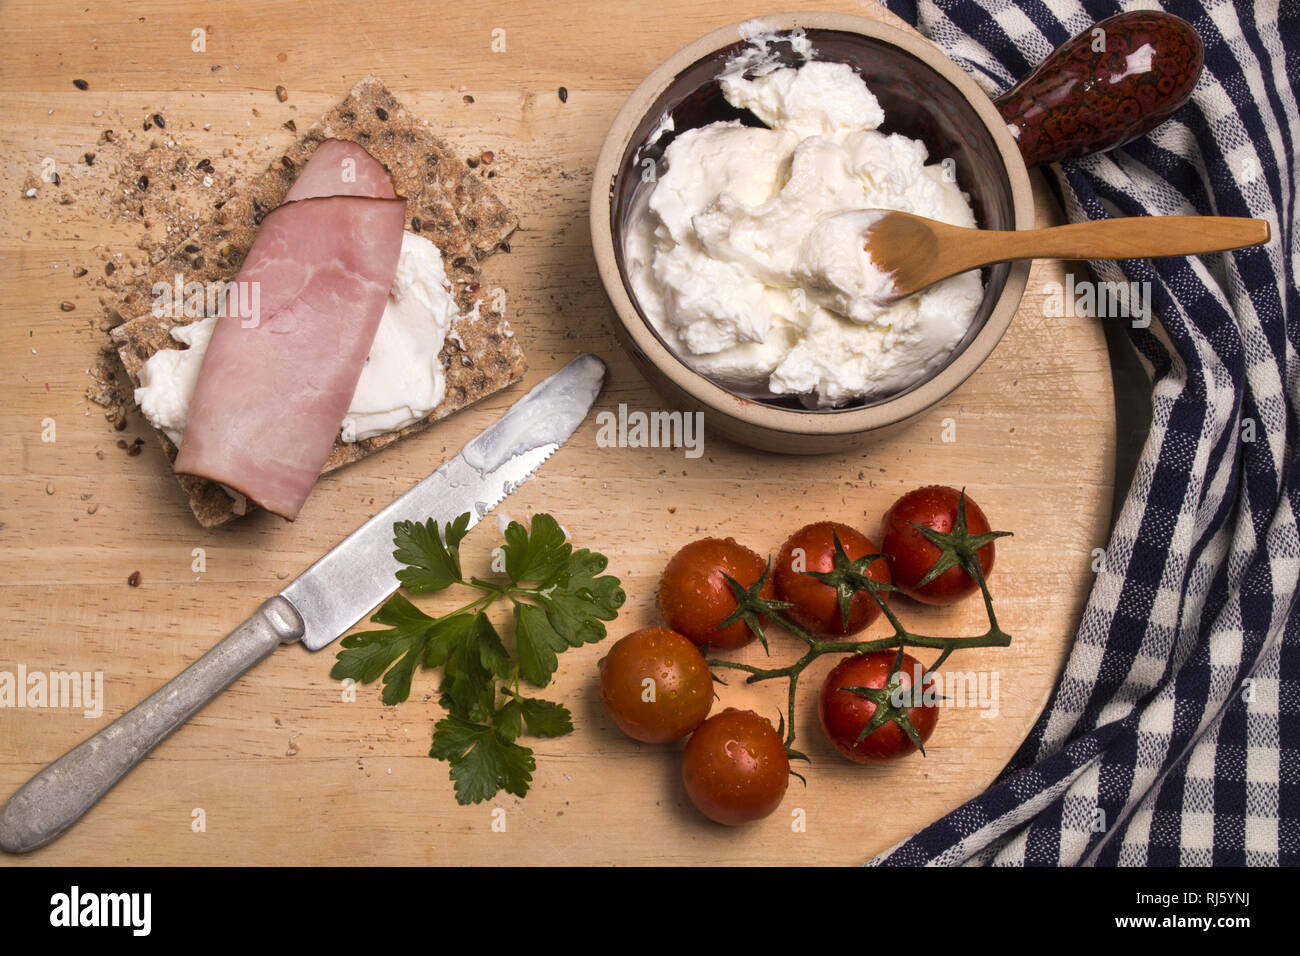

{"left": 871, "top": 0, "right": 1298, "bottom": 866}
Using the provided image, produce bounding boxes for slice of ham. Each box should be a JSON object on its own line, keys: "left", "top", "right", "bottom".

{"left": 174, "top": 140, "right": 406, "bottom": 519}
{"left": 283, "top": 138, "right": 398, "bottom": 202}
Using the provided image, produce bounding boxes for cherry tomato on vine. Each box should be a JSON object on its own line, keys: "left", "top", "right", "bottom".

{"left": 599, "top": 627, "right": 714, "bottom": 743}
{"left": 658, "top": 537, "right": 774, "bottom": 650}
{"left": 681, "top": 708, "right": 790, "bottom": 825}
{"left": 773, "top": 522, "right": 890, "bottom": 637}
{"left": 818, "top": 651, "right": 939, "bottom": 763}
{"left": 881, "top": 486, "right": 999, "bottom": 606}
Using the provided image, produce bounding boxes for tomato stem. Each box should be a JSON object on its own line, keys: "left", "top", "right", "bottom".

{"left": 706, "top": 490, "right": 1013, "bottom": 761}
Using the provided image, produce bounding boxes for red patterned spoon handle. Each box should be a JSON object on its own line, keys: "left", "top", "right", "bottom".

{"left": 995, "top": 11, "right": 1204, "bottom": 168}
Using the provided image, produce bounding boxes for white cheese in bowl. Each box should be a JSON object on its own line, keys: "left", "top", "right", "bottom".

{"left": 624, "top": 52, "right": 984, "bottom": 407}
{"left": 135, "top": 231, "right": 464, "bottom": 447}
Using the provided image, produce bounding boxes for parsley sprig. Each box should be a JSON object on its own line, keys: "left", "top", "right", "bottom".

{"left": 331, "top": 512, "right": 624, "bottom": 804}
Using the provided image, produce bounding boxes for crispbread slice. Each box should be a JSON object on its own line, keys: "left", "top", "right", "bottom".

{"left": 340, "top": 75, "right": 518, "bottom": 256}
{"left": 111, "top": 77, "right": 524, "bottom": 527}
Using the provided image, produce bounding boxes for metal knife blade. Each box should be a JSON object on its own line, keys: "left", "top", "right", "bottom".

{"left": 0, "top": 353, "right": 606, "bottom": 853}
{"left": 285, "top": 352, "right": 607, "bottom": 650}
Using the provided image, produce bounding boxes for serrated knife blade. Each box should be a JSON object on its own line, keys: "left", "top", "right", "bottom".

{"left": 0, "top": 354, "right": 607, "bottom": 853}
{"left": 286, "top": 353, "right": 605, "bottom": 649}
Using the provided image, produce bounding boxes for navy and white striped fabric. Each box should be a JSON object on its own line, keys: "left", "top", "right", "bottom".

{"left": 871, "top": 0, "right": 1298, "bottom": 866}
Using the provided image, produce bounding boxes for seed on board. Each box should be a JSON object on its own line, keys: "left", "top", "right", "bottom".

{"left": 72, "top": 267, "right": 87, "bottom": 277}
{"left": 466, "top": 157, "right": 479, "bottom": 168}
{"left": 375, "top": 106, "right": 388, "bottom": 121}
{"left": 51, "top": 172, "right": 61, "bottom": 186}
{"left": 463, "top": 94, "right": 475, "bottom": 104}
{"left": 127, "top": 571, "right": 141, "bottom": 587}
{"left": 138, "top": 174, "right": 149, "bottom": 191}
{"left": 87, "top": 502, "right": 98, "bottom": 515}
{"left": 558, "top": 86, "right": 568, "bottom": 103}
{"left": 480, "top": 150, "right": 494, "bottom": 164}
{"left": 45, "top": 483, "right": 54, "bottom": 495}
{"left": 73, "top": 78, "right": 89, "bottom": 90}
{"left": 105, "top": 261, "right": 116, "bottom": 276}
{"left": 283, "top": 118, "right": 297, "bottom": 132}
{"left": 59, "top": 301, "right": 75, "bottom": 312}
{"left": 152, "top": 112, "right": 165, "bottom": 129}
{"left": 84, "top": 152, "right": 95, "bottom": 166}
{"left": 276, "top": 85, "right": 288, "bottom": 102}
{"left": 410, "top": 216, "right": 423, "bottom": 233}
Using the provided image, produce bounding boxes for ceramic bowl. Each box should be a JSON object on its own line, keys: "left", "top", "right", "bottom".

{"left": 590, "top": 11, "right": 1201, "bottom": 453}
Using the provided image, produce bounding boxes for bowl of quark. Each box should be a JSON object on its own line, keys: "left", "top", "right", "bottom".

{"left": 590, "top": 11, "right": 1202, "bottom": 454}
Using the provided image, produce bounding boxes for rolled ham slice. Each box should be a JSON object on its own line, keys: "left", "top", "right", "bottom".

{"left": 284, "top": 138, "right": 398, "bottom": 202}
{"left": 173, "top": 140, "right": 406, "bottom": 519}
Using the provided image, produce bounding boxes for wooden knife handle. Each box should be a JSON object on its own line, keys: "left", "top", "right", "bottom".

{"left": 0, "top": 597, "right": 304, "bottom": 854}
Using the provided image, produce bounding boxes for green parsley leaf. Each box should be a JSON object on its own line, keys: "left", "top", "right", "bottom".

{"left": 425, "top": 612, "right": 510, "bottom": 723}
{"left": 392, "top": 513, "right": 470, "bottom": 594}
{"left": 493, "top": 697, "right": 524, "bottom": 741}
{"left": 514, "top": 602, "right": 570, "bottom": 686}
{"left": 501, "top": 513, "right": 571, "bottom": 583}
{"left": 329, "top": 592, "right": 435, "bottom": 705}
{"left": 430, "top": 715, "right": 535, "bottom": 805}
{"left": 516, "top": 695, "right": 574, "bottom": 738}
{"left": 535, "top": 548, "right": 624, "bottom": 646}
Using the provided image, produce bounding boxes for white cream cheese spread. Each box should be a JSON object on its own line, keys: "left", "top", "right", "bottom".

{"left": 625, "top": 34, "right": 984, "bottom": 407}
{"left": 136, "top": 231, "right": 462, "bottom": 446}
{"left": 341, "top": 231, "right": 459, "bottom": 442}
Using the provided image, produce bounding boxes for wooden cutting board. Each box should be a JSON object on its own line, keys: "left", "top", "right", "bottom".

{"left": 0, "top": 0, "right": 1114, "bottom": 865}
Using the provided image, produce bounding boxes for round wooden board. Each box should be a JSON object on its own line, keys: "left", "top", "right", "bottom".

{"left": 0, "top": 0, "right": 1114, "bottom": 865}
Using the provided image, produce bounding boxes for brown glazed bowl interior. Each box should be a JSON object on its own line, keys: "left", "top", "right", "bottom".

{"left": 592, "top": 13, "right": 1035, "bottom": 454}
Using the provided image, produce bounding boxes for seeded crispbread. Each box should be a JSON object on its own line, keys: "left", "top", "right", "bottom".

{"left": 110, "top": 76, "right": 524, "bottom": 527}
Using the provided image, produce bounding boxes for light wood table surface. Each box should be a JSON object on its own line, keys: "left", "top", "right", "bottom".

{"left": 0, "top": 0, "right": 1115, "bottom": 865}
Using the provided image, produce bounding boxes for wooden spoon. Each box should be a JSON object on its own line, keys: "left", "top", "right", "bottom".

{"left": 863, "top": 211, "right": 1271, "bottom": 302}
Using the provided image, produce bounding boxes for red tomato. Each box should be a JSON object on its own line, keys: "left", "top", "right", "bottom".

{"left": 881, "top": 486, "right": 997, "bottom": 606}
{"left": 681, "top": 708, "right": 790, "bottom": 825}
{"left": 599, "top": 627, "right": 714, "bottom": 743}
{"left": 818, "top": 651, "right": 939, "bottom": 763}
{"left": 773, "top": 522, "right": 890, "bottom": 637}
{"left": 658, "top": 537, "right": 774, "bottom": 650}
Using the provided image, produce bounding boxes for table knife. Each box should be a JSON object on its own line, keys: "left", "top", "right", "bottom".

{"left": 0, "top": 354, "right": 607, "bottom": 853}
